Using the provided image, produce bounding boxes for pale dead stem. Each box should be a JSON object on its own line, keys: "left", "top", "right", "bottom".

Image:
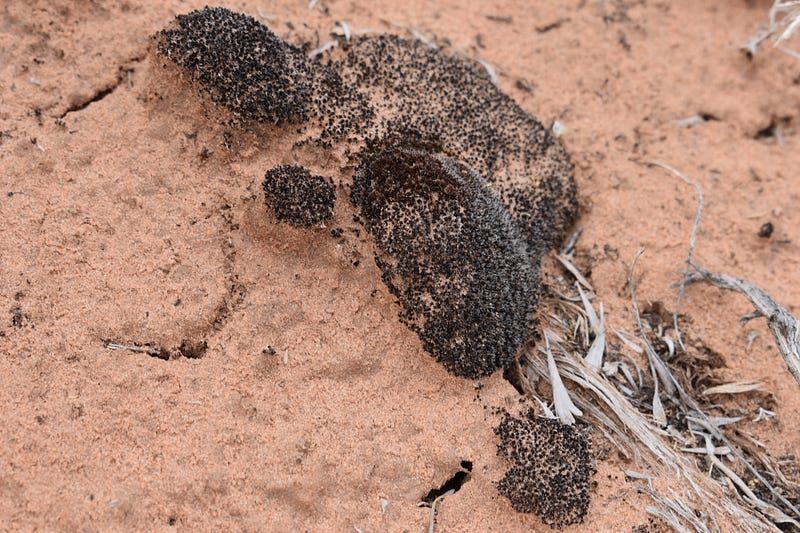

{"left": 418, "top": 489, "right": 455, "bottom": 533}
{"left": 648, "top": 161, "right": 703, "bottom": 355}
{"left": 744, "top": 1, "right": 800, "bottom": 58}
{"left": 649, "top": 162, "right": 800, "bottom": 389}
{"left": 522, "top": 161, "right": 800, "bottom": 530}
{"left": 683, "top": 264, "right": 800, "bottom": 387}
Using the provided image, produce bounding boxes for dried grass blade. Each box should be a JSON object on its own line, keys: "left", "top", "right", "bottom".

{"left": 544, "top": 332, "right": 583, "bottom": 424}
{"left": 629, "top": 249, "right": 678, "bottom": 396}
{"left": 556, "top": 254, "right": 593, "bottom": 290}
{"left": 702, "top": 381, "right": 765, "bottom": 396}
{"left": 614, "top": 328, "right": 645, "bottom": 354}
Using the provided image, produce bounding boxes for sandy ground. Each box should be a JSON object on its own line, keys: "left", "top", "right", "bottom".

{"left": 1, "top": 0, "right": 799, "bottom": 531}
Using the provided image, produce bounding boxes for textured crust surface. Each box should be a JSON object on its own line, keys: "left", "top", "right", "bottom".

{"left": 496, "top": 412, "right": 592, "bottom": 527}
{"left": 352, "top": 147, "right": 537, "bottom": 378}
{"left": 156, "top": 7, "right": 577, "bottom": 378}
{"left": 156, "top": 8, "right": 576, "bottom": 254}
{"left": 262, "top": 166, "right": 335, "bottom": 227}
{"left": 336, "top": 35, "right": 577, "bottom": 257}
{"left": 158, "top": 8, "right": 315, "bottom": 125}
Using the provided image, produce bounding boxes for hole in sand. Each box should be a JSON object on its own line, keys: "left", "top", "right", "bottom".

{"left": 754, "top": 116, "right": 792, "bottom": 141}
{"left": 421, "top": 460, "right": 473, "bottom": 504}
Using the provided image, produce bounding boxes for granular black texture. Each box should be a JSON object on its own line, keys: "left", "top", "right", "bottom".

{"left": 157, "top": 7, "right": 315, "bottom": 125}
{"left": 156, "top": 8, "right": 576, "bottom": 254}
{"left": 335, "top": 35, "right": 577, "bottom": 258}
{"left": 352, "top": 146, "right": 537, "bottom": 378}
{"left": 495, "top": 412, "right": 591, "bottom": 528}
{"left": 157, "top": 7, "right": 579, "bottom": 378}
{"left": 263, "top": 166, "right": 335, "bottom": 227}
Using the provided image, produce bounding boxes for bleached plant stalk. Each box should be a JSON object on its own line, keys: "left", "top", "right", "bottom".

{"left": 544, "top": 330, "right": 583, "bottom": 424}
{"left": 577, "top": 283, "right": 606, "bottom": 371}
{"left": 684, "top": 262, "right": 800, "bottom": 387}
{"left": 745, "top": 1, "right": 800, "bottom": 58}
{"left": 770, "top": 1, "right": 800, "bottom": 46}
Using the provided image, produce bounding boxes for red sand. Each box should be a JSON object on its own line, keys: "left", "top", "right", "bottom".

{"left": 1, "top": 1, "right": 799, "bottom": 530}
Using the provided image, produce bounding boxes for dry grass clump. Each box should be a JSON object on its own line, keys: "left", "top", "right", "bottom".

{"left": 526, "top": 252, "right": 799, "bottom": 531}
{"left": 519, "top": 163, "right": 800, "bottom": 531}
{"left": 743, "top": 1, "right": 800, "bottom": 58}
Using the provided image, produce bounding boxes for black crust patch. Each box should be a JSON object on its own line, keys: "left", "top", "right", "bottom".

{"left": 352, "top": 146, "right": 537, "bottom": 378}
{"left": 336, "top": 35, "right": 578, "bottom": 258}
{"left": 156, "top": 7, "right": 579, "bottom": 379}
{"left": 157, "top": 7, "right": 314, "bottom": 125}
{"left": 495, "top": 412, "right": 592, "bottom": 528}
{"left": 263, "top": 165, "right": 335, "bottom": 227}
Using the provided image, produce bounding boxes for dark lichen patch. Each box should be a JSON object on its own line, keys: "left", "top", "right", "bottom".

{"left": 157, "top": 7, "right": 315, "bottom": 125}
{"left": 335, "top": 35, "right": 577, "bottom": 257}
{"left": 495, "top": 411, "right": 591, "bottom": 528}
{"left": 156, "top": 7, "right": 578, "bottom": 379}
{"left": 156, "top": 7, "right": 371, "bottom": 142}
{"left": 351, "top": 145, "right": 537, "bottom": 378}
{"left": 263, "top": 165, "right": 335, "bottom": 228}
{"left": 156, "top": 9, "right": 577, "bottom": 259}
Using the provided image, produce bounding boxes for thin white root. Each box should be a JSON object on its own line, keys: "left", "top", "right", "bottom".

{"left": 649, "top": 160, "right": 704, "bottom": 353}
{"left": 427, "top": 489, "right": 455, "bottom": 533}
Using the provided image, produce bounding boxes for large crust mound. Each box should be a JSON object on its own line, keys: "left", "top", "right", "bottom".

{"left": 156, "top": 6, "right": 577, "bottom": 378}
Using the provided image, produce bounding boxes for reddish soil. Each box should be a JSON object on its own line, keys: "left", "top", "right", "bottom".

{"left": 1, "top": 1, "right": 799, "bottom": 531}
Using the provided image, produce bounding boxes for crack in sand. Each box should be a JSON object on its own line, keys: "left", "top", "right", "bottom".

{"left": 57, "top": 54, "right": 146, "bottom": 119}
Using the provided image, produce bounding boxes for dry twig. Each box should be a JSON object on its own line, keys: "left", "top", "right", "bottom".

{"left": 685, "top": 262, "right": 800, "bottom": 387}
{"left": 649, "top": 161, "right": 704, "bottom": 353}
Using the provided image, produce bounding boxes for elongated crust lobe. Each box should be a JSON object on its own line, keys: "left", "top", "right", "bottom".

{"left": 351, "top": 147, "right": 537, "bottom": 378}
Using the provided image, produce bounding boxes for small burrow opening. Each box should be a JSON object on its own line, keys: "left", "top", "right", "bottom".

{"left": 101, "top": 340, "right": 207, "bottom": 360}
{"left": 149, "top": 346, "right": 170, "bottom": 360}
{"left": 754, "top": 117, "right": 792, "bottom": 141}
{"left": 421, "top": 460, "right": 473, "bottom": 504}
{"left": 151, "top": 340, "right": 207, "bottom": 360}
{"left": 502, "top": 363, "right": 527, "bottom": 395}
{"left": 178, "top": 339, "right": 208, "bottom": 359}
